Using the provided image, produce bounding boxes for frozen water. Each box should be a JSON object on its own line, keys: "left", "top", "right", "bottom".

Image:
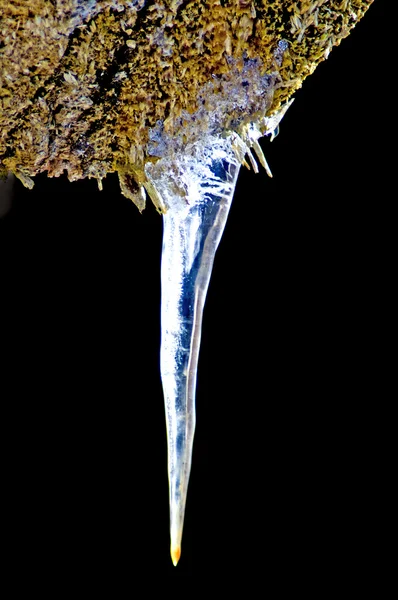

{"left": 153, "top": 135, "right": 241, "bottom": 563}
{"left": 140, "top": 55, "right": 294, "bottom": 564}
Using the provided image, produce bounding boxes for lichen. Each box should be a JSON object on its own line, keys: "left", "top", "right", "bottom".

{"left": 0, "top": 0, "right": 374, "bottom": 207}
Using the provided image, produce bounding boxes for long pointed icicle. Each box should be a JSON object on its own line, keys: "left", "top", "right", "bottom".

{"left": 141, "top": 55, "right": 294, "bottom": 565}
{"left": 162, "top": 156, "right": 240, "bottom": 566}
{"left": 145, "top": 139, "right": 241, "bottom": 565}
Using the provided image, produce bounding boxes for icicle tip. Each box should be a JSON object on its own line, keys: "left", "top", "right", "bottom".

{"left": 171, "top": 544, "right": 181, "bottom": 567}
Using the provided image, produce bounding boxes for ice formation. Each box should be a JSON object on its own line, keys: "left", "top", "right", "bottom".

{"left": 158, "top": 138, "right": 240, "bottom": 566}
{"left": 144, "top": 56, "right": 292, "bottom": 565}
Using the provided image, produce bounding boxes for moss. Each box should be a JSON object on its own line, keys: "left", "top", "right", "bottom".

{"left": 0, "top": 0, "right": 373, "bottom": 204}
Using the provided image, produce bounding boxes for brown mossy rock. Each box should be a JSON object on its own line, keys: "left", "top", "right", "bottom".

{"left": 0, "top": 0, "right": 373, "bottom": 197}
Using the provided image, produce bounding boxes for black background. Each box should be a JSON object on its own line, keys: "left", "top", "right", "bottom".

{"left": 0, "top": 1, "right": 392, "bottom": 586}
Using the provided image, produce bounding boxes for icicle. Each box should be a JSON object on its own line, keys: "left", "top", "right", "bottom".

{"left": 145, "top": 136, "right": 241, "bottom": 565}
{"left": 137, "top": 57, "right": 294, "bottom": 564}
